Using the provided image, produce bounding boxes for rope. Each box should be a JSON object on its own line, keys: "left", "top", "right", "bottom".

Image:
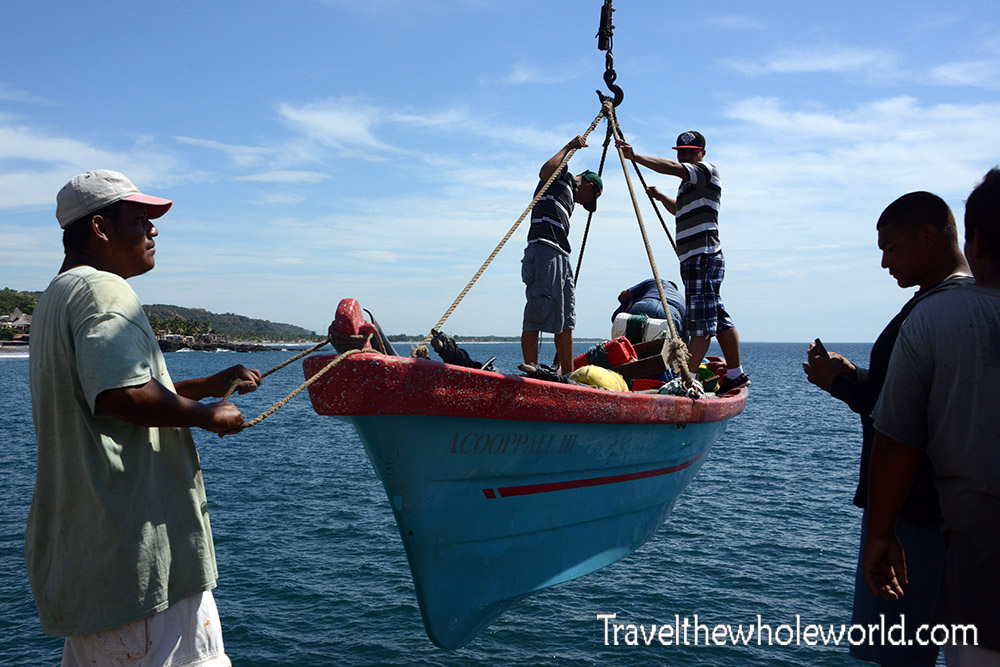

{"left": 625, "top": 313, "right": 649, "bottom": 343}
{"left": 238, "top": 337, "right": 379, "bottom": 431}
{"left": 333, "top": 330, "right": 385, "bottom": 354}
{"left": 413, "top": 101, "right": 613, "bottom": 355}
{"left": 606, "top": 111, "right": 692, "bottom": 385}
{"left": 574, "top": 118, "right": 615, "bottom": 283}
{"left": 584, "top": 341, "right": 610, "bottom": 368}
{"left": 608, "top": 107, "right": 678, "bottom": 257}
{"left": 548, "top": 116, "right": 615, "bottom": 368}
{"left": 223, "top": 339, "right": 330, "bottom": 401}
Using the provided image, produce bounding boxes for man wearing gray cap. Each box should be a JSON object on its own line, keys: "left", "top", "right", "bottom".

{"left": 26, "top": 170, "right": 261, "bottom": 666}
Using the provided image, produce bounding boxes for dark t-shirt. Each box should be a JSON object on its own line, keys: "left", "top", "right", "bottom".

{"left": 527, "top": 165, "right": 575, "bottom": 256}
{"left": 830, "top": 277, "right": 971, "bottom": 525}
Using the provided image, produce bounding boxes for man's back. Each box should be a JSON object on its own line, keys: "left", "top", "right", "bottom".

{"left": 875, "top": 284, "right": 1000, "bottom": 478}
{"left": 874, "top": 283, "right": 1000, "bottom": 643}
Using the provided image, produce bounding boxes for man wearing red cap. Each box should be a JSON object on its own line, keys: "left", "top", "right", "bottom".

{"left": 616, "top": 132, "right": 747, "bottom": 393}
{"left": 26, "top": 170, "right": 261, "bottom": 666}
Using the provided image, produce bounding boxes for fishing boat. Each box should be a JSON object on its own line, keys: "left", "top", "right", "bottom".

{"left": 297, "top": 1, "right": 751, "bottom": 647}
{"left": 304, "top": 299, "right": 747, "bottom": 649}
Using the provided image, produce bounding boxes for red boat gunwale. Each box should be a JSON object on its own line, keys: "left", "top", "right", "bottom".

{"left": 304, "top": 352, "right": 747, "bottom": 425}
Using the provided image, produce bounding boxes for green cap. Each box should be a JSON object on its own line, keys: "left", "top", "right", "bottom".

{"left": 579, "top": 170, "right": 603, "bottom": 196}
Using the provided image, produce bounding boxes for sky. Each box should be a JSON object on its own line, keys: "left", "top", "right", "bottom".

{"left": 2, "top": 0, "right": 999, "bottom": 343}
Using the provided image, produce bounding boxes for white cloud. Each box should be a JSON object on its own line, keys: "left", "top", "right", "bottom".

{"left": 723, "top": 94, "right": 1000, "bottom": 161}
{"left": 495, "top": 59, "right": 585, "bottom": 88}
{"left": 926, "top": 60, "right": 1000, "bottom": 88}
{"left": 708, "top": 15, "right": 766, "bottom": 31}
{"left": 279, "top": 99, "right": 397, "bottom": 153}
{"left": 235, "top": 170, "right": 329, "bottom": 184}
{"left": 727, "top": 39, "right": 1000, "bottom": 91}
{"left": 503, "top": 64, "right": 544, "bottom": 85}
{"left": 392, "top": 107, "right": 474, "bottom": 129}
{"left": 0, "top": 229, "right": 59, "bottom": 266}
{"left": 0, "top": 124, "right": 115, "bottom": 165}
{"left": 725, "top": 45, "right": 898, "bottom": 80}
{"left": 175, "top": 137, "right": 275, "bottom": 167}
{"left": 0, "top": 83, "right": 49, "bottom": 104}
{"left": 355, "top": 249, "right": 405, "bottom": 263}
{"left": 0, "top": 123, "right": 191, "bottom": 210}
{"left": 0, "top": 170, "right": 68, "bottom": 210}
{"left": 255, "top": 192, "right": 307, "bottom": 205}
{"left": 276, "top": 96, "right": 580, "bottom": 165}
{"left": 304, "top": 0, "right": 488, "bottom": 19}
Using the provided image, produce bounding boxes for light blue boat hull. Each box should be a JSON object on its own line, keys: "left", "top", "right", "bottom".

{"left": 349, "top": 413, "right": 728, "bottom": 649}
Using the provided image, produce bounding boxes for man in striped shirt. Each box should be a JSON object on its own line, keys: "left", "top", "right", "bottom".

{"left": 617, "top": 131, "right": 747, "bottom": 393}
{"left": 521, "top": 135, "right": 603, "bottom": 374}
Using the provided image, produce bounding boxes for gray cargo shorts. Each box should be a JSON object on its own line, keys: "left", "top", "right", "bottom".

{"left": 521, "top": 242, "right": 575, "bottom": 333}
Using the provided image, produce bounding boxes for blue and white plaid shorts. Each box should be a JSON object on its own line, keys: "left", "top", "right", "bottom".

{"left": 680, "top": 252, "right": 734, "bottom": 338}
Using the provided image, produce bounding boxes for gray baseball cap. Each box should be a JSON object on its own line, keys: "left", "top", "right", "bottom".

{"left": 56, "top": 170, "right": 172, "bottom": 228}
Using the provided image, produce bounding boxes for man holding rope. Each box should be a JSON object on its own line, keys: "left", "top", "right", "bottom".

{"left": 616, "top": 131, "right": 747, "bottom": 393}
{"left": 520, "top": 135, "right": 603, "bottom": 374}
{"left": 27, "top": 170, "right": 260, "bottom": 665}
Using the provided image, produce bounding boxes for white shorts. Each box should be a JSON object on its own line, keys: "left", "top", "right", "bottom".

{"left": 62, "top": 590, "right": 230, "bottom": 667}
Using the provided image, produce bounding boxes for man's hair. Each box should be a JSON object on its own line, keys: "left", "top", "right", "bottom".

{"left": 876, "top": 190, "right": 958, "bottom": 245}
{"left": 965, "top": 167, "right": 1000, "bottom": 259}
{"left": 62, "top": 201, "right": 122, "bottom": 252}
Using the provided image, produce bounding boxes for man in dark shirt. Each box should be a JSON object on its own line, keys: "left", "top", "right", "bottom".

{"left": 521, "top": 135, "right": 602, "bottom": 374}
{"left": 865, "top": 169, "right": 1000, "bottom": 664}
{"left": 803, "top": 191, "right": 971, "bottom": 666}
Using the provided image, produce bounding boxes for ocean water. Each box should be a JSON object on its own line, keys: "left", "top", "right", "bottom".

{"left": 1, "top": 341, "right": 916, "bottom": 666}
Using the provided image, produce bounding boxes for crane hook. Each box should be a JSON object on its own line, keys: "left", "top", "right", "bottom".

{"left": 595, "top": 0, "right": 623, "bottom": 107}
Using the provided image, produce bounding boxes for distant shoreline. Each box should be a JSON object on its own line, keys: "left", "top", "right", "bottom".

{"left": 0, "top": 340, "right": 320, "bottom": 354}
{"left": 386, "top": 337, "right": 606, "bottom": 344}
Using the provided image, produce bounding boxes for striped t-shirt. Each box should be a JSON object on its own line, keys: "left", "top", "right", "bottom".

{"left": 675, "top": 161, "right": 722, "bottom": 262}
{"left": 527, "top": 165, "right": 575, "bottom": 256}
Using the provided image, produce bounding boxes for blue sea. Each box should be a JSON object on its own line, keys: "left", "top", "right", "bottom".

{"left": 1, "top": 341, "right": 934, "bottom": 666}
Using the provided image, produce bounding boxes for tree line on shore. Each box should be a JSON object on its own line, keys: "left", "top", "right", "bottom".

{"left": 0, "top": 289, "right": 322, "bottom": 343}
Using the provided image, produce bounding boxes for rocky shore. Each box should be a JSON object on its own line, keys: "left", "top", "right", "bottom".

{"left": 157, "top": 339, "right": 283, "bottom": 353}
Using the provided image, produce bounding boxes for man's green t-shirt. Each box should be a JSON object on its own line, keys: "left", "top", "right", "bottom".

{"left": 26, "top": 266, "right": 217, "bottom": 636}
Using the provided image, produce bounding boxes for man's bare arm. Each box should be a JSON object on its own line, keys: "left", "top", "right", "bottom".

{"left": 616, "top": 141, "right": 689, "bottom": 179}
{"left": 540, "top": 136, "right": 588, "bottom": 182}
{"left": 96, "top": 379, "right": 246, "bottom": 435}
{"left": 646, "top": 186, "right": 677, "bottom": 215}
{"left": 863, "top": 432, "right": 921, "bottom": 600}
{"left": 174, "top": 365, "right": 261, "bottom": 400}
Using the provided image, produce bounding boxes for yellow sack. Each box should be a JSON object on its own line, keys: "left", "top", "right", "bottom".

{"left": 568, "top": 365, "right": 629, "bottom": 392}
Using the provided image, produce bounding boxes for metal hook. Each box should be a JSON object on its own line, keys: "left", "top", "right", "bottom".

{"left": 596, "top": 1, "right": 623, "bottom": 107}
{"left": 597, "top": 0, "right": 614, "bottom": 52}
